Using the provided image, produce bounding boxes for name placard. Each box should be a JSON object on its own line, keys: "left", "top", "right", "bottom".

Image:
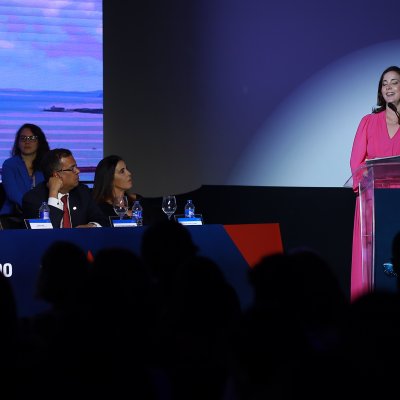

{"left": 110, "top": 218, "right": 138, "bottom": 228}
{"left": 25, "top": 219, "right": 53, "bottom": 229}
{"left": 175, "top": 214, "right": 203, "bottom": 226}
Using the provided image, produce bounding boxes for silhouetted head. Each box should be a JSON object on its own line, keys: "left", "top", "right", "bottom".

{"left": 248, "top": 252, "right": 291, "bottom": 308}
{"left": 250, "top": 248, "right": 347, "bottom": 326}
{"left": 287, "top": 248, "right": 348, "bottom": 323}
{"left": 172, "top": 255, "right": 241, "bottom": 329}
{"left": 0, "top": 272, "right": 17, "bottom": 365}
{"left": 140, "top": 220, "right": 198, "bottom": 283}
{"left": 36, "top": 241, "right": 90, "bottom": 308}
{"left": 90, "top": 246, "right": 151, "bottom": 307}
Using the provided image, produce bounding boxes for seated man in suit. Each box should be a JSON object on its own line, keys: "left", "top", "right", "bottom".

{"left": 22, "top": 148, "right": 109, "bottom": 228}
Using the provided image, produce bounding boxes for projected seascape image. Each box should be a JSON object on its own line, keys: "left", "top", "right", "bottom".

{"left": 0, "top": 89, "right": 103, "bottom": 181}
{"left": 0, "top": 0, "right": 103, "bottom": 182}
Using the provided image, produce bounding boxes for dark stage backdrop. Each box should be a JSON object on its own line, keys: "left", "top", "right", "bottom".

{"left": 142, "top": 185, "right": 356, "bottom": 300}
{"left": 103, "top": 0, "right": 400, "bottom": 197}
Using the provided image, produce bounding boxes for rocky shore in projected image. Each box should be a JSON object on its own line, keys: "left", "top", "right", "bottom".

{"left": 0, "top": 88, "right": 103, "bottom": 181}
{"left": 43, "top": 105, "right": 103, "bottom": 114}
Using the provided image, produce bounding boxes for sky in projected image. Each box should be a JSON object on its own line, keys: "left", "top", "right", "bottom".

{"left": 227, "top": 40, "right": 400, "bottom": 188}
{"left": 0, "top": 0, "right": 103, "bottom": 178}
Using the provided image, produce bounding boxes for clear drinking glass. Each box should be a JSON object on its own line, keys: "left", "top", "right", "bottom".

{"left": 162, "top": 195, "right": 177, "bottom": 220}
{"left": 113, "top": 195, "right": 129, "bottom": 219}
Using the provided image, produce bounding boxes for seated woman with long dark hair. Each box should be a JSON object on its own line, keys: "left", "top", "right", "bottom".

{"left": 0, "top": 123, "right": 50, "bottom": 216}
{"left": 92, "top": 155, "right": 142, "bottom": 219}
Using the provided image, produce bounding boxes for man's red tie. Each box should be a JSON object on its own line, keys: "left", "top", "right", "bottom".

{"left": 61, "top": 195, "right": 72, "bottom": 228}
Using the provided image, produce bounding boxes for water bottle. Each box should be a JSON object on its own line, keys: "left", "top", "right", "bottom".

{"left": 132, "top": 200, "right": 143, "bottom": 226}
{"left": 39, "top": 201, "right": 50, "bottom": 219}
{"left": 184, "top": 199, "right": 195, "bottom": 218}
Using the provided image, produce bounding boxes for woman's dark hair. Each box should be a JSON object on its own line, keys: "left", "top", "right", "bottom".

{"left": 92, "top": 155, "right": 123, "bottom": 204}
{"left": 11, "top": 123, "right": 50, "bottom": 171}
{"left": 373, "top": 65, "right": 400, "bottom": 114}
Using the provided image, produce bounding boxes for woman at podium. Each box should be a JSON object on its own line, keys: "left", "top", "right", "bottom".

{"left": 350, "top": 65, "right": 400, "bottom": 300}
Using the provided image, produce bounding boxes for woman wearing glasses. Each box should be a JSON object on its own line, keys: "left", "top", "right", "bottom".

{"left": 0, "top": 123, "right": 50, "bottom": 215}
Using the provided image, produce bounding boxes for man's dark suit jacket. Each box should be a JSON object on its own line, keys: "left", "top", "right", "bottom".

{"left": 22, "top": 182, "right": 110, "bottom": 228}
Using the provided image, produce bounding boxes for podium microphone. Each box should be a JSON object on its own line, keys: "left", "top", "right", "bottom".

{"left": 388, "top": 102, "right": 400, "bottom": 123}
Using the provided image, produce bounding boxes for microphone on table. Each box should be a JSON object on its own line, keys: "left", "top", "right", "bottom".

{"left": 388, "top": 102, "right": 400, "bottom": 123}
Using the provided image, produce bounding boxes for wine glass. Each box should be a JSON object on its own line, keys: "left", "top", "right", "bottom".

{"left": 113, "top": 195, "right": 128, "bottom": 219}
{"left": 162, "top": 195, "right": 177, "bottom": 220}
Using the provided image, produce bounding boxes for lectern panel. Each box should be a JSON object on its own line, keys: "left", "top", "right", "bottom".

{"left": 374, "top": 189, "right": 400, "bottom": 293}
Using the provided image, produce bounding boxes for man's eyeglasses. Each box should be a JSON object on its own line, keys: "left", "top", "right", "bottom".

{"left": 19, "top": 135, "right": 38, "bottom": 142}
{"left": 56, "top": 165, "right": 79, "bottom": 173}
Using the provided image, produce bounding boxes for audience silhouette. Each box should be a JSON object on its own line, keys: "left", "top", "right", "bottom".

{"left": 17, "top": 241, "right": 91, "bottom": 399}
{"left": 335, "top": 290, "right": 400, "bottom": 398}
{"left": 156, "top": 254, "right": 241, "bottom": 400}
{"left": 83, "top": 246, "right": 156, "bottom": 399}
{"left": 233, "top": 248, "right": 349, "bottom": 399}
{"left": 0, "top": 271, "right": 18, "bottom": 390}
{"left": 7, "top": 225, "right": 400, "bottom": 399}
{"left": 140, "top": 219, "right": 198, "bottom": 297}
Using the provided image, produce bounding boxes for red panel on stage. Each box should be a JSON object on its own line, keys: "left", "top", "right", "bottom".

{"left": 223, "top": 223, "right": 283, "bottom": 268}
